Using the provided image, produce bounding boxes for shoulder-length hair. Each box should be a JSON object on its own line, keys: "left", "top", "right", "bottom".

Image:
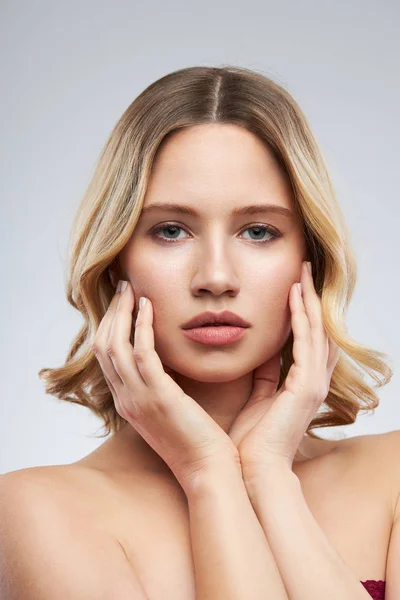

{"left": 39, "top": 65, "right": 393, "bottom": 440}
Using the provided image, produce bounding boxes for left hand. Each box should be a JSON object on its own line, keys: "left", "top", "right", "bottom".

{"left": 228, "top": 261, "right": 342, "bottom": 478}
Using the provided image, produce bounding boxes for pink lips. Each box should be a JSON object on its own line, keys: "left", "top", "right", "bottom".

{"left": 182, "top": 325, "right": 247, "bottom": 345}
{"left": 182, "top": 309, "right": 250, "bottom": 330}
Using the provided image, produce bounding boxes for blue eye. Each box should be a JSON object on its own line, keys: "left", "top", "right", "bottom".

{"left": 150, "top": 223, "right": 281, "bottom": 244}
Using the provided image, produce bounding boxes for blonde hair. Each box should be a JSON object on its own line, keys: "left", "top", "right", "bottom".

{"left": 39, "top": 64, "right": 393, "bottom": 441}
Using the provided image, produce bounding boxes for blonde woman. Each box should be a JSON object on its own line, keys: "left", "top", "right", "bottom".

{"left": 1, "top": 66, "right": 397, "bottom": 600}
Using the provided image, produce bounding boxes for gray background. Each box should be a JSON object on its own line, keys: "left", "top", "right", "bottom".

{"left": 1, "top": 0, "right": 399, "bottom": 474}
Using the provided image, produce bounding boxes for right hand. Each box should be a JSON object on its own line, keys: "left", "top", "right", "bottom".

{"left": 91, "top": 279, "right": 240, "bottom": 491}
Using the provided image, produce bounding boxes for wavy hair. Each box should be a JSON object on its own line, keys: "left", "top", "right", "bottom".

{"left": 38, "top": 65, "right": 393, "bottom": 443}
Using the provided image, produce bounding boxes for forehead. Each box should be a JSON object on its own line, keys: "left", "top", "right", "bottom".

{"left": 144, "top": 124, "right": 295, "bottom": 213}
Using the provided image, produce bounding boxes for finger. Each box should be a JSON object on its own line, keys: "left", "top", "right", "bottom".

{"left": 249, "top": 353, "right": 281, "bottom": 407}
{"left": 105, "top": 281, "right": 148, "bottom": 391}
{"left": 92, "top": 288, "right": 125, "bottom": 388}
{"left": 103, "top": 371, "right": 117, "bottom": 399}
{"left": 95, "top": 286, "right": 121, "bottom": 338}
{"left": 163, "top": 364, "right": 178, "bottom": 382}
{"left": 109, "top": 285, "right": 167, "bottom": 394}
{"left": 301, "top": 262, "right": 329, "bottom": 364}
{"left": 131, "top": 295, "right": 170, "bottom": 390}
{"left": 289, "top": 279, "right": 312, "bottom": 372}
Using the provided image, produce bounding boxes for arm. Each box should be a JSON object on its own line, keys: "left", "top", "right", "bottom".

{"left": 244, "top": 466, "right": 373, "bottom": 600}
{"left": 182, "top": 456, "right": 289, "bottom": 600}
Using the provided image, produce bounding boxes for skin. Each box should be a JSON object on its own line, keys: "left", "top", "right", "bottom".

{"left": 108, "top": 123, "right": 311, "bottom": 475}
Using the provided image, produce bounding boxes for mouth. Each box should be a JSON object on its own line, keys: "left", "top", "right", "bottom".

{"left": 182, "top": 310, "right": 251, "bottom": 330}
{"left": 182, "top": 324, "right": 247, "bottom": 345}
{"left": 197, "top": 323, "right": 236, "bottom": 327}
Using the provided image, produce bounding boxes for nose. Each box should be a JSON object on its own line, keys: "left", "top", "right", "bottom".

{"left": 189, "top": 236, "right": 240, "bottom": 297}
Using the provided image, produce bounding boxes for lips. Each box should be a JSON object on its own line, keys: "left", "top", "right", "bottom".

{"left": 182, "top": 310, "right": 250, "bottom": 330}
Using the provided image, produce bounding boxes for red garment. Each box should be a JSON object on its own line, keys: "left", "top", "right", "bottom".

{"left": 360, "top": 580, "right": 385, "bottom": 599}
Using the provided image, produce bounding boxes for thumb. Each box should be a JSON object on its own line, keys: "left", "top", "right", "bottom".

{"left": 246, "top": 353, "right": 281, "bottom": 410}
{"left": 163, "top": 364, "right": 178, "bottom": 382}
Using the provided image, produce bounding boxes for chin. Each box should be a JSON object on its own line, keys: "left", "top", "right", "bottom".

{"left": 161, "top": 356, "right": 260, "bottom": 384}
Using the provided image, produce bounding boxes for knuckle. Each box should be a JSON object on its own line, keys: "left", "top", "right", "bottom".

{"left": 117, "top": 395, "right": 142, "bottom": 422}
{"left": 133, "top": 348, "right": 150, "bottom": 363}
{"left": 106, "top": 343, "right": 118, "bottom": 358}
{"left": 91, "top": 341, "right": 99, "bottom": 355}
{"left": 127, "top": 401, "right": 145, "bottom": 422}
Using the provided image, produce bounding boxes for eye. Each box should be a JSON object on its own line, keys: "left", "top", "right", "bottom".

{"left": 150, "top": 222, "right": 281, "bottom": 244}
{"left": 151, "top": 223, "right": 188, "bottom": 242}
{"left": 240, "top": 225, "right": 280, "bottom": 243}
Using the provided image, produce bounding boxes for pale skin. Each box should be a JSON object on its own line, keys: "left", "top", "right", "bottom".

{"left": 1, "top": 124, "right": 398, "bottom": 599}
{"left": 108, "top": 123, "right": 312, "bottom": 463}
{"left": 97, "top": 124, "right": 374, "bottom": 597}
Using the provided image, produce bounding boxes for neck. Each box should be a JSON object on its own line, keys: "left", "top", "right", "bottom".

{"left": 84, "top": 370, "right": 323, "bottom": 477}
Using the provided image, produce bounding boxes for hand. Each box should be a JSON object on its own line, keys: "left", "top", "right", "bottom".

{"left": 227, "top": 261, "right": 341, "bottom": 478}
{"left": 91, "top": 280, "right": 239, "bottom": 492}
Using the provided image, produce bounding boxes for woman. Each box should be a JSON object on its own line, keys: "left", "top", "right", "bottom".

{"left": 1, "top": 65, "right": 397, "bottom": 599}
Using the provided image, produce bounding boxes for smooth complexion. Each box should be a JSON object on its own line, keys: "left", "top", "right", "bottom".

{"left": 109, "top": 123, "right": 309, "bottom": 470}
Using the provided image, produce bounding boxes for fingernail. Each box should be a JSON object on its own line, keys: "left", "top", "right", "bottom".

{"left": 297, "top": 282, "right": 302, "bottom": 297}
{"left": 307, "top": 261, "right": 312, "bottom": 275}
{"left": 117, "top": 280, "right": 128, "bottom": 293}
{"left": 139, "top": 296, "right": 147, "bottom": 309}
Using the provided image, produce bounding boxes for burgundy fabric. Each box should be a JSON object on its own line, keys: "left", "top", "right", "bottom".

{"left": 360, "top": 580, "right": 385, "bottom": 599}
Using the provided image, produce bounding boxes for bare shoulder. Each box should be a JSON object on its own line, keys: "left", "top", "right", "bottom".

{"left": 343, "top": 429, "right": 400, "bottom": 466}
{"left": 0, "top": 462, "right": 130, "bottom": 541}
{"left": 0, "top": 466, "right": 147, "bottom": 599}
{"left": 0, "top": 465, "right": 103, "bottom": 549}
{"left": 341, "top": 430, "right": 400, "bottom": 518}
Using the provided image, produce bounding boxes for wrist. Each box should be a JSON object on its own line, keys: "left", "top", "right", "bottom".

{"left": 181, "top": 452, "right": 244, "bottom": 499}
{"left": 242, "top": 463, "right": 300, "bottom": 500}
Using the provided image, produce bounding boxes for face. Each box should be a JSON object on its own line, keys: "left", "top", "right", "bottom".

{"left": 114, "top": 124, "right": 308, "bottom": 382}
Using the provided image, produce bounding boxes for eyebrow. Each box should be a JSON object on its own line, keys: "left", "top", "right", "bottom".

{"left": 141, "top": 202, "right": 294, "bottom": 219}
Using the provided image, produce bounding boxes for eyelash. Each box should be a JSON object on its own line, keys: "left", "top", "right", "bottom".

{"left": 150, "top": 222, "right": 281, "bottom": 245}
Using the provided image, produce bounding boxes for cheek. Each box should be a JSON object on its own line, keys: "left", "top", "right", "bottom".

{"left": 124, "top": 244, "right": 299, "bottom": 353}
{"left": 247, "top": 260, "right": 296, "bottom": 308}
{"left": 247, "top": 266, "right": 296, "bottom": 345}
{"left": 259, "top": 292, "right": 292, "bottom": 346}
{"left": 125, "top": 257, "right": 184, "bottom": 322}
